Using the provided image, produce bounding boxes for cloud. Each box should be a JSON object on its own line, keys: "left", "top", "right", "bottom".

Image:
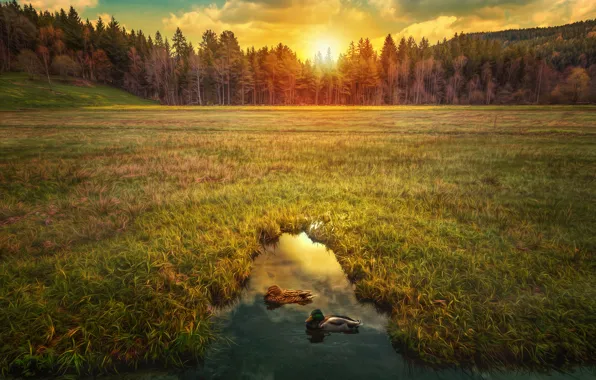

{"left": 393, "top": 0, "right": 596, "bottom": 43}
{"left": 395, "top": 14, "right": 523, "bottom": 43}
{"left": 19, "top": 0, "right": 596, "bottom": 58}
{"left": 163, "top": 0, "right": 383, "bottom": 59}
{"left": 396, "top": 16, "right": 459, "bottom": 43}
{"left": 389, "top": 0, "right": 539, "bottom": 19}
{"left": 90, "top": 12, "right": 111, "bottom": 27}
{"left": 368, "top": 0, "right": 400, "bottom": 20}
{"left": 568, "top": 0, "right": 596, "bottom": 23}
{"left": 19, "top": 0, "right": 98, "bottom": 12}
{"left": 162, "top": 0, "right": 596, "bottom": 59}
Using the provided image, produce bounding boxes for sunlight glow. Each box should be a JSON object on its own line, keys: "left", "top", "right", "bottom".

{"left": 308, "top": 35, "right": 342, "bottom": 61}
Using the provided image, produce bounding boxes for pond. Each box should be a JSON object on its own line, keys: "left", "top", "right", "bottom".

{"left": 195, "top": 232, "right": 398, "bottom": 379}
{"left": 185, "top": 233, "right": 594, "bottom": 380}
{"left": 113, "top": 233, "right": 594, "bottom": 380}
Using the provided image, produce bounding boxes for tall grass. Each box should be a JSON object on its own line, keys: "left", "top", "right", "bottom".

{"left": 0, "top": 107, "right": 595, "bottom": 375}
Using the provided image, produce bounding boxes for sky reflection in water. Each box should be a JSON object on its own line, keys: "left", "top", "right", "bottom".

{"left": 185, "top": 233, "right": 595, "bottom": 380}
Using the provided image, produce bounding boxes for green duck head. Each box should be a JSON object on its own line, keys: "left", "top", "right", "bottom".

{"left": 305, "top": 309, "right": 325, "bottom": 326}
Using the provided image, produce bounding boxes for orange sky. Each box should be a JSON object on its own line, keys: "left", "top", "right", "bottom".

{"left": 22, "top": 0, "right": 596, "bottom": 60}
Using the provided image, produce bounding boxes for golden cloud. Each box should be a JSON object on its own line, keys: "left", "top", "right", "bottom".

{"left": 162, "top": 0, "right": 596, "bottom": 59}
{"left": 394, "top": 0, "right": 596, "bottom": 44}
{"left": 19, "top": 0, "right": 98, "bottom": 12}
{"left": 162, "top": 0, "right": 384, "bottom": 59}
{"left": 395, "top": 16, "right": 459, "bottom": 43}
{"left": 91, "top": 13, "right": 111, "bottom": 27}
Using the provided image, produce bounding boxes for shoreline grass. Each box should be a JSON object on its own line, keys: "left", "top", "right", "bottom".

{"left": 0, "top": 107, "right": 595, "bottom": 376}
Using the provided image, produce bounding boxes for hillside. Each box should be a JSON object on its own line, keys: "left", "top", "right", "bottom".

{"left": 454, "top": 19, "right": 596, "bottom": 72}
{"left": 469, "top": 19, "right": 596, "bottom": 42}
{"left": 0, "top": 73, "right": 155, "bottom": 110}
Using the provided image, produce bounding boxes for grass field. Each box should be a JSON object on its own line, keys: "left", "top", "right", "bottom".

{"left": 0, "top": 73, "right": 155, "bottom": 110}
{"left": 1, "top": 84, "right": 595, "bottom": 375}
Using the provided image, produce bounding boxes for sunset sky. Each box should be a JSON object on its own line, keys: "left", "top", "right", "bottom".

{"left": 22, "top": 0, "right": 596, "bottom": 59}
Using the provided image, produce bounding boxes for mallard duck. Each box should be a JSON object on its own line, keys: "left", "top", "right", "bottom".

{"left": 264, "top": 285, "right": 314, "bottom": 306}
{"left": 305, "top": 309, "right": 362, "bottom": 332}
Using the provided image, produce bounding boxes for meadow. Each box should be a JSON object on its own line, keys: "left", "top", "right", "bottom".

{"left": 0, "top": 73, "right": 155, "bottom": 110}
{"left": 1, "top": 98, "right": 595, "bottom": 375}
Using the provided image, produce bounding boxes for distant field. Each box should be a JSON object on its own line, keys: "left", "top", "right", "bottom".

{"left": 1, "top": 105, "right": 595, "bottom": 375}
{"left": 0, "top": 73, "right": 155, "bottom": 110}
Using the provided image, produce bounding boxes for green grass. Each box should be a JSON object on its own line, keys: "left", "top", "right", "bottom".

{"left": 0, "top": 106, "right": 595, "bottom": 376}
{"left": 0, "top": 73, "right": 155, "bottom": 110}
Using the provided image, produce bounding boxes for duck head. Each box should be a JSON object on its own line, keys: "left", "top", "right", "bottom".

{"left": 305, "top": 309, "right": 325, "bottom": 328}
{"left": 265, "top": 285, "right": 282, "bottom": 297}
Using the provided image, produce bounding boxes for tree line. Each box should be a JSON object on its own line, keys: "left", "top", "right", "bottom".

{"left": 470, "top": 19, "right": 596, "bottom": 43}
{"left": 1, "top": 0, "right": 596, "bottom": 105}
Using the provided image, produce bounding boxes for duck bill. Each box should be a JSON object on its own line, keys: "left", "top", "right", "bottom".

{"left": 305, "top": 316, "right": 313, "bottom": 323}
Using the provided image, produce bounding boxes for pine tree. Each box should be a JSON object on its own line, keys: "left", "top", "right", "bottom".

{"left": 154, "top": 31, "right": 163, "bottom": 48}
{"left": 172, "top": 27, "right": 187, "bottom": 61}
{"left": 380, "top": 34, "right": 398, "bottom": 104}
{"left": 64, "top": 6, "right": 83, "bottom": 51}
{"left": 219, "top": 30, "right": 241, "bottom": 105}
{"left": 103, "top": 16, "right": 128, "bottom": 84}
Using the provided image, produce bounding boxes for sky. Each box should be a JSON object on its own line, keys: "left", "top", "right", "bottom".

{"left": 21, "top": 0, "right": 596, "bottom": 59}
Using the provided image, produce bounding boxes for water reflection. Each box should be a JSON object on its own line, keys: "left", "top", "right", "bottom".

{"left": 194, "top": 233, "right": 397, "bottom": 379}
{"left": 305, "top": 329, "right": 327, "bottom": 344}
{"left": 180, "top": 233, "right": 594, "bottom": 380}
{"left": 306, "top": 328, "right": 359, "bottom": 344}
{"left": 230, "top": 232, "right": 389, "bottom": 331}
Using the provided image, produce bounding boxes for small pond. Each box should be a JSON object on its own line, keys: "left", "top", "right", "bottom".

{"left": 114, "top": 233, "right": 594, "bottom": 380}
{"left": 186, "top": 233, "right": 594, "bottom": 380}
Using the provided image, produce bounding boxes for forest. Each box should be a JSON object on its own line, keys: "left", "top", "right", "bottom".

{"left": 1, "top": 0, "right": 596, "bottom": 105}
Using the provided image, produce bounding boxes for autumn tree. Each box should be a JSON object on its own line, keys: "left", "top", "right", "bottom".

{"left": 37, "top": 26, "right": 64, "bottom": 89}
{"left": 17, "top": 48, "right": 42, "bottom": 77}
{"left": 564, "top": 67, "right": 590, "bottom": 102}
{"left": 52, "top": 54, "right": 79, "bottom": 77}
{"left": 92, "top": 49, "right": 112, "bottom": 83}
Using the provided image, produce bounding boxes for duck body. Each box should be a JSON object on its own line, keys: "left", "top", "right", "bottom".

{"left": 264, "top": 285, "right": 314, "bottom": 306}
{"left": 305, "top": 309, "right": 362, "bottom": 332}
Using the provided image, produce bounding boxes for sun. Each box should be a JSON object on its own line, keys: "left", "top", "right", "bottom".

{"left": 310, "top": 36, "right": 342, "bottom": 60}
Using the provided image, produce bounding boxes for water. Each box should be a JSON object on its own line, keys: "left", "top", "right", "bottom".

{"left": 194, "top": 232, "right": 397, "bottom": 379}
{"left": 180, "top": 233, "right": 593, "bottom": 380}
{"left": 112, "top": 233, "right": 594, "bottom": 380}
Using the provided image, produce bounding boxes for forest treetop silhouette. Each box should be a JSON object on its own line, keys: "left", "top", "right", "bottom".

{"left": 1, "top": 1, "right": 596, "bottom": 105}
{"left": 5, "top": 0, "right": 596, "bottom": 59}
